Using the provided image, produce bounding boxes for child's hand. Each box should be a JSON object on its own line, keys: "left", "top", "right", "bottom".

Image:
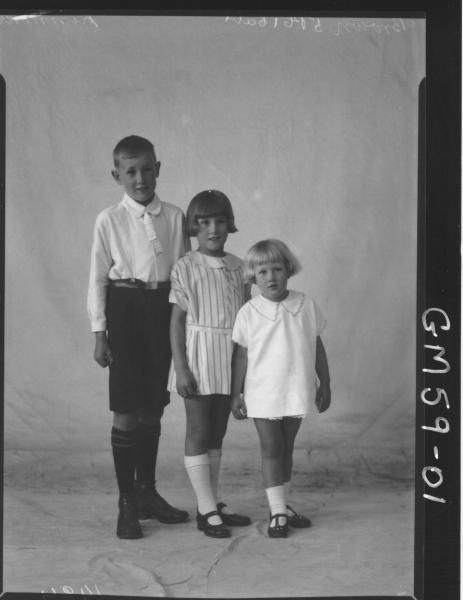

{"left": 231, "top": 394, "right": 247, "bottom": 420}
{"left": 176, "top": 368, "right": 198, "bottom": 399}
{"left": 315, "top": 382, "right": 331, "bottom": 413}
{"left": 94, "top": 333, "right": 114, "bottom": 368}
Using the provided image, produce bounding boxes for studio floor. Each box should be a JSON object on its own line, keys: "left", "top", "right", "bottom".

{"left": 4, "top": 432, "right": 414, "bottom": 598}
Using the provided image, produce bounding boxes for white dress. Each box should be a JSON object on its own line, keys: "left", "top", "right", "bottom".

{"left": 231, "top": 291, "right": 326, "bottom": 418}
{"left": 168, "top": 250, "right": 247, "bottom": 396}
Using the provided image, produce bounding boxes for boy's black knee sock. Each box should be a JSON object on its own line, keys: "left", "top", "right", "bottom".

{"left": 111, "top": 427, "right": 136, "bottom": 495}
{"left": 135, "top": 421, "right": 161, "bottom": 484}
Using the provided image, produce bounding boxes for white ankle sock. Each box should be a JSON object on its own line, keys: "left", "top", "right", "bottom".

{"left": 265, "top": 485, "right": 287, "bottom": 524}
{"left": 184, "top": 454, "right": 221, "bottom": 525}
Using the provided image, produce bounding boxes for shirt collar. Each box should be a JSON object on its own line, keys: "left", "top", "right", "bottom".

{"left": 122, "top": 192, "right": 162, "bottom": 217}
{"left": 249, "top": 290, "right": 305, "bottom": 320}
{"left": 189, "top": 250, "right": 242, "bottom": 271}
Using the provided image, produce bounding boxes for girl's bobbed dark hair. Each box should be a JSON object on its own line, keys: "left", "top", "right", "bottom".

{"left": 186, "top": 190, "right": 238, "bottom": 236}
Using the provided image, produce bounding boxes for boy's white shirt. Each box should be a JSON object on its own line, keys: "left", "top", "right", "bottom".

{"left": 87, "top": 192, "right": 190, "bottom": 332}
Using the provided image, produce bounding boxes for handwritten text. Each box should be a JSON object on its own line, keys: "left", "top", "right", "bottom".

{"left": 420, "top": 308, "right": 451, "bottom": 504}
{"left": 41, "top": 583, "right": 101, "bottom": 597}
{"left": 225, "top": 16, "right": 414, "bottom": 36}
{"left": 1, "top": 15, "right": 99, "bottom": 27}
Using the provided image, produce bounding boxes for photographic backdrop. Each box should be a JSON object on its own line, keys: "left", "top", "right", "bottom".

{"left": 3, "top": 14, "right": 425, "bottom": 597}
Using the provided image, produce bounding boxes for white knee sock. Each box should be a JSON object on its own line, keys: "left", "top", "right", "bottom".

{"left": 265, "top": 484, "right": 287, "bottom": 521}
{"left": 184, "top": 454, "right": 221, "bottom": 525}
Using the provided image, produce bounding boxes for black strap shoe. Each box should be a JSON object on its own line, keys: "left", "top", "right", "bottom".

{"left": 196, "top": 509, "right": 231, "bottom": 538}
{"left": 268, "top": 513, "right": 289, "bottom": 538}
{"left": 135, "top": 481, "right": 189, "bottom": 523}
{"left": 286, "top": 504, "right": 312, "bottom": 528}
{"left": 117, "top": 493, "right": 143, "bottom": 539}
{"left": 217, "top": 502, "right": 251, "bottom": 527}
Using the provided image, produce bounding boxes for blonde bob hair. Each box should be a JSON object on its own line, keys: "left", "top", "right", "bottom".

{"left": 243, "top": 239, "right": 302, "bottom": 284}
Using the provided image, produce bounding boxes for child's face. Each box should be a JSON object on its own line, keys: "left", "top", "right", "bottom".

{"left": 112, "top": 152, "right": 160, "bottom": 204}
{"left": 196, "top": 215, "right": 228, "bottom": 256}
{"left": 255, "top": 260, "right": 289, "bottom": 302}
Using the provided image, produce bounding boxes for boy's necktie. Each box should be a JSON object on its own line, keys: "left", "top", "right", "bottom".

{"left": 143, "top": 210, "right": 163, "bottom": 254}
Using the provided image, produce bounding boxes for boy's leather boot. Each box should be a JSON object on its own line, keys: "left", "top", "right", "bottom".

{"left": 117, "top": 493, "right": 143, "bottom": 539}
{"left": 135, "top": 480, "right": 189, "bottom": 523}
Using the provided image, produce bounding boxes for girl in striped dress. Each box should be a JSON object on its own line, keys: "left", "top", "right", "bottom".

{"left": 169, "top": 190, "right": 251, "bottom": 538}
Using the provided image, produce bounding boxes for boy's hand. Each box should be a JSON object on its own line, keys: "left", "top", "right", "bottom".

{"left": 315, "top": 382, "right": 331, "bottom": 413}
{"left": 231, "top": 394, "right": 247, "bottom": 420}
{"left": 94, "top": 333, "right": 114, "bottom": 368}
{"left": 176, "top": 368, "right": 198, "bottom": 399}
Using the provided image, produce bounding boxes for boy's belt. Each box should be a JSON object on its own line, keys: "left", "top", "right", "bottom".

{"left": 109, "top": 278, "right": 170, "bottom": 290}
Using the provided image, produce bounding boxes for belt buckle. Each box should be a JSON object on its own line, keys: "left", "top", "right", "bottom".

{"left": 129, "top": 278, "right": 144, "bottom": 288}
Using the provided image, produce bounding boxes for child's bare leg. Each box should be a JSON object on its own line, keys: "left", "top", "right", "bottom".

{"left": 281, "top": 417, "right": 302, "bottom": 484}
{"left": 254, "top": 418, "right": 286, "bottom": 488}
{"left": 184, "top": 397, "right": 223, "bottom": 526}
{"left": 207, "top": 396, "right": 251, "bottom": 526}
{"left": 207, "top": 395, "right": 230, "bottom": 502}
{"left": 207, "top": 394, "right": 231, "bottom": 450}
{"left": 281, "top": 417, "right": 311, "bottom": 527}
{"left": 184, "top": 396, "right": 212, "bottom": 456}
{"left": 113, "top": 411, "right": 138, "bottom": 430}
{"left": 254, "top": 418, "right": 287, "bottom": 532}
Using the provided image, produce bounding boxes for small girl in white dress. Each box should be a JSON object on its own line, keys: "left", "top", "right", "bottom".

{"left": 169, "top": 190, "right": 251, "bottom": 538}
{"left": 231, "top": 239, "right": 331, "bottom": 538}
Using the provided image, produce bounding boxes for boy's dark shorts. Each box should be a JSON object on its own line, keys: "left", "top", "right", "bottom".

{"left": 106, "top": 286, "right": 172, "bottom": 414}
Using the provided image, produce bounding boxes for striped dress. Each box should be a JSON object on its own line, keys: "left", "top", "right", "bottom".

{"left": 168, "top": 250, "right": 247, "bottom": 396}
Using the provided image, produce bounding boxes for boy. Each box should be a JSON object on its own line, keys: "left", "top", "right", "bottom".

{"left": 87, "top": 135, "right": 190, "bottom": 539}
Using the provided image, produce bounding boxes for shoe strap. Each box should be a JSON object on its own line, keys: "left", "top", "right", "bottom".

{"left": 200, "top": 509, "right": 221, "bottom": 520}
{"left": 270, "top": 512, "right": 288, "bottom": 527}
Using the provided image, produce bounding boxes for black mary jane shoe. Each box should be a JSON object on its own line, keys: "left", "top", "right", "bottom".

{"left": 217, "top": 502, "right": 251, "bottom": 527}
{"left": 286, "top": 504, "right": 312, "bottom": 528}
{"left": 196, "top": 509, "right": 231, "bottom": 538}
{"left": 267, "top": 513, "right": 289, "bottom": 538}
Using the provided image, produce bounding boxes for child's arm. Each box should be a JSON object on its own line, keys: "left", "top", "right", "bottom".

{"left": 94, "top": 331, "right": 114, "bottom": 368}
{"left": 230, "top": 343, "right": 248, "bottom": 420}
{"left": 88, "top": 215, "right": 114, "bottom": 368}
{"left": 169, "top": 304, "right": 198, "bottom": 398}
{"left": 315, "top": 336, "right": 331, "bottom": 412}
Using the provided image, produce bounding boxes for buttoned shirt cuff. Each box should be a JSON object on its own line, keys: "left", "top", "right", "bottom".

{"left": 91, "top": 319, "right": 107, "bottom": 332}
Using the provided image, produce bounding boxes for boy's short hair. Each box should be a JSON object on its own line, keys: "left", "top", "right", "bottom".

{"left": 113, "top": 135, "right": 156, "bottom": 167}
{"left": 186, "top": 190, "right": 238, "bottom": 236}
{"left": 243, "top": 239, "right": 302, "bottom": 283}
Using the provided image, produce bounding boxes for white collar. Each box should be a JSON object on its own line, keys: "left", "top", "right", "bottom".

{"left": 189, "top": 250, "right": 242, "bottom": 271}
{"left": 122, "top": 192, "right": 162, "bottom": 217}
{"left": 249, "top": 290, "right": 305, "bottom": 320}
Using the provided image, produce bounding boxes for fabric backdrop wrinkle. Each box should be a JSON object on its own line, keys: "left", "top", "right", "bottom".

{"left": 3, "top": 17, "right": 423, "bottom": 477}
